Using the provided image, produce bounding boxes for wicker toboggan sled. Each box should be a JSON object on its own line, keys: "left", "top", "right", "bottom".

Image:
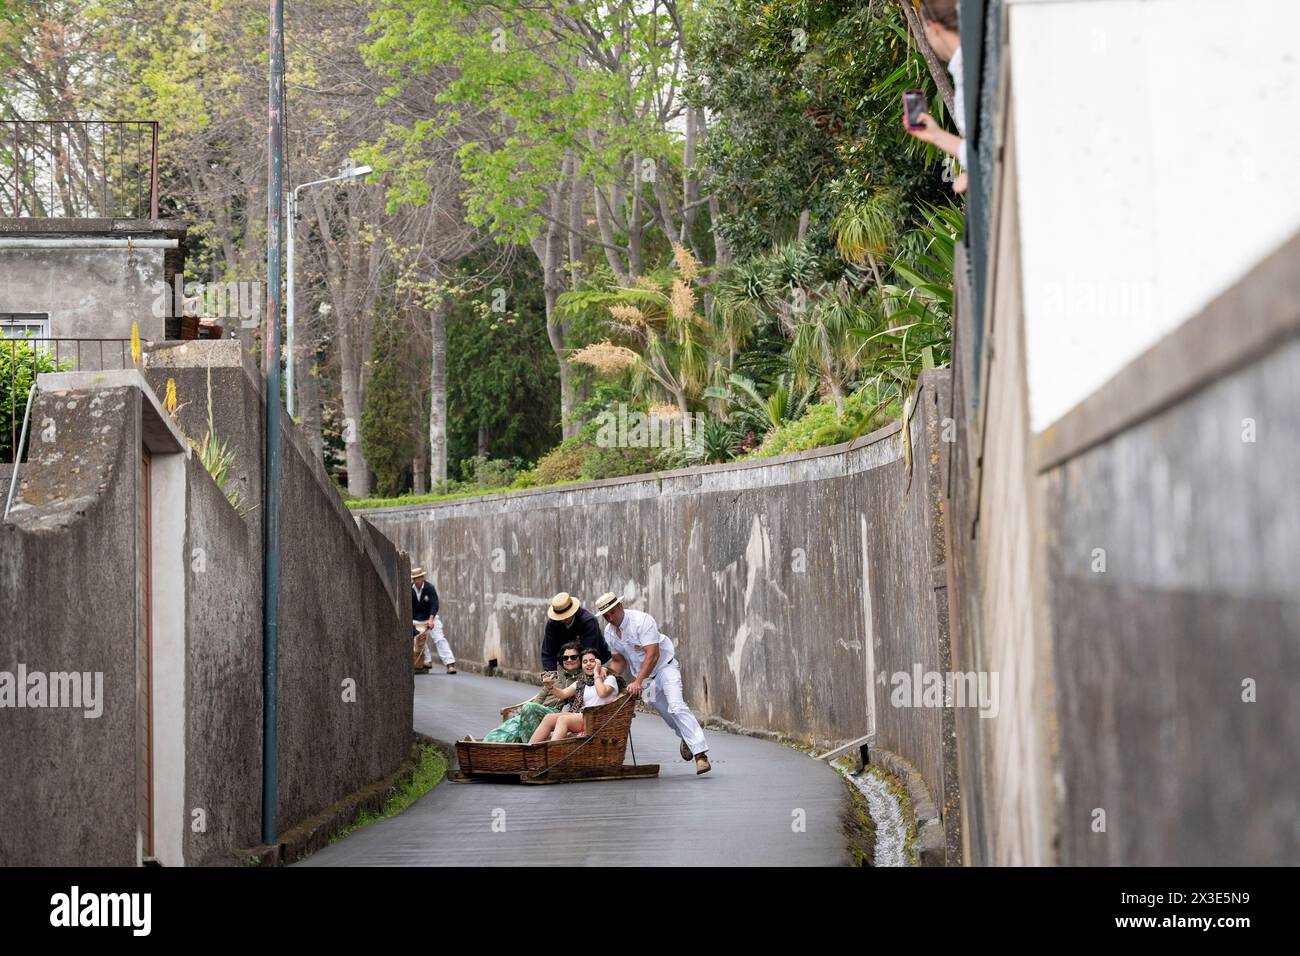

{"left": 450, "top": 695, "right": 659, "bottom": 784}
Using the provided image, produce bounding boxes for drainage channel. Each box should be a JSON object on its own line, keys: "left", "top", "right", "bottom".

{"left": 841, "top": 763, "right": 914, "bottom": 867}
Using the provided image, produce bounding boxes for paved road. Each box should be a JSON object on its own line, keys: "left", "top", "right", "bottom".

{"left": 300, "top": 671, "right": 850, "bottom": 866}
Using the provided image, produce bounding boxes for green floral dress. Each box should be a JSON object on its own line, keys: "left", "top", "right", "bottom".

{"left": 483, "top": 701, "right": 555, "bottom": 742}
{"left": 481, "top": 672, "right": 578, "bottom": 742}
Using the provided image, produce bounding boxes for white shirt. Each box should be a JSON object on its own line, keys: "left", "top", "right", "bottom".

{"left": 604, "top": 608, "right": 674, "bottom": 681}
{"left": 948, "top": 45, "right": 967, "bottom": 167}
{"left": 582, "top": 674, "right": 619, "bottom": 708}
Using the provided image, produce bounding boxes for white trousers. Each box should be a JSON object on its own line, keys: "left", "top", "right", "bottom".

{"left": 644, "top": 660, "right": 708, "bottom": 756}
{"left": 417, "top": 617, "right": 455, "bottom": 666}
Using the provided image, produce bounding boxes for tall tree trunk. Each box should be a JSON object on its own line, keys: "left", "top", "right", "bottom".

{"left": 428, "top": 296, "right": 449, "bottom": 489}
{"left": 298, "top": 308, "right": 324, "bottom": 461}
{"left": 412, "top": 445, "right": 429, "bottom": 495}
{"left": 682, "top": 107, "right": 703, "bottom": 259}
{"left": 567, "top": 155, "right": 584, "bottom": 288}
{"left": 709, "top": 196, "right": 732, "bottom": 269}
{"left": 339, "top": 328, "right": 370, "bottom": 497}
{"left": 544, "top": 283, "right": 579, "bottom": 440}
{"left": 829, "top": 378, "right": 846, "bottom": 421}
{"left": 535, "top": 168, "right": 579, "bottom": 439}
{"left": 676, "top": 389, "right": 693, "bottom": 445}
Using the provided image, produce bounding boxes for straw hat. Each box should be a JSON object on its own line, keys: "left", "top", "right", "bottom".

{"left": 547, "top": 592, "right": 581, "bottom": 621}
{"left": 594, "top": 592, "right": 622, "bottom": 616}
{"left": 411, "top": 566, "right": 426, "bottom": 580}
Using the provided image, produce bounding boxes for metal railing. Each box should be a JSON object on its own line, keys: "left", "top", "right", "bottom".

{"left": 2, "top": 337, "right": 132, "bottom": 463}
{"left": 0, "top": 120, "right": 160, "bottom": 219}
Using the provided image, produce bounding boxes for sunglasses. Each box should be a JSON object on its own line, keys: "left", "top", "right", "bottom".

{"left": 560, "top": 655, "right": 580, "bottom": 662}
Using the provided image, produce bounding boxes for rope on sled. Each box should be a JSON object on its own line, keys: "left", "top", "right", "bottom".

{"left": 522, "top": 693, "right": 637, "bottom": 781}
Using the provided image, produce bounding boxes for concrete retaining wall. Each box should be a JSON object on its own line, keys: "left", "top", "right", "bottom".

{"left": 0, "top": 341, "right": 411, "bottom": 865}
{"left": 362, "top": 371, "right": 958, "bottom": 843}
{"left": 1038, "top": 233, "right": 1300, "bottom": 866}
{"left": 143, "top": 342, "right": 412, "bottom": 861}
{"left": 0, "top": 387, "right": 146, "bottom": 865}
{"left": 946, "top": 79, "right": 1300, "bottom": 865}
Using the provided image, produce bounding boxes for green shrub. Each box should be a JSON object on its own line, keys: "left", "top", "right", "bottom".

{"left": 463, "top": 454, "right": 520, "bottom": 489}
{"left": 580, "top": 443, "right": 660, "bottom": 481}
{"left": 810, "top": 423, "right": 855, "bottom": 447}
{"left": 755, "top": 387, "right": 897, "bottom": 458}
{"left": 534, "top": 439, "right": 590, "bottom": 485}
{"left": 361, "top": 311, "right": 420, "bottom": 498}
{"left": 510, "top": 468, "right": 541, "bottom": 489}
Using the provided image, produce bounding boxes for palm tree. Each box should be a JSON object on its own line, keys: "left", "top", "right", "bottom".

{"left": 831, "top": 189, "right": 900, "bottom": 300}
{"left": 583, "top": 270, "right": 712, "bottom": 442}
{"left": 788, "top": 292, "right": 881, "bottom": 419}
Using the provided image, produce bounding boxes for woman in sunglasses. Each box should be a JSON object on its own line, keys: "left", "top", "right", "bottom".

{"left": 526, "top": 648, "right": 619, "bottom": 743}
{"left": 482, "top": 641, "right": 585, "bottom": 743}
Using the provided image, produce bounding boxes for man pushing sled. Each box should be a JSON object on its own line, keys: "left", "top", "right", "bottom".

{"left": 594, "top": 591, "right": 711, "bottom": 775}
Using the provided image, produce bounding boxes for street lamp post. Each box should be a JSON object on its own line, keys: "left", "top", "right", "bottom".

{"left": 286, "top": 163, "right": 372, "bottom": 419}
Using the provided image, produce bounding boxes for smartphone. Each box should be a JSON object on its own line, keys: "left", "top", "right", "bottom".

{"left": 903, "top": 88, "right": 928, "bottom": 130}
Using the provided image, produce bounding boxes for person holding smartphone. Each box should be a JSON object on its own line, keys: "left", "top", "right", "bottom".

{"left": 527, "top": 649, "right": 619, "bottom": 743}
{"left": 903, "top": 0, "right": 967, "bottom": 194}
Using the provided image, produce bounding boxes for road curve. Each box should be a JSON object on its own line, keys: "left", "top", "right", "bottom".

{"left": 299, "top": 671, "right": 851, "bottom": 866}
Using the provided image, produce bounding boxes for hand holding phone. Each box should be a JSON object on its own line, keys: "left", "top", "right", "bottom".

{"left": 903, "top": 88, "right": 928, "bottom": 131}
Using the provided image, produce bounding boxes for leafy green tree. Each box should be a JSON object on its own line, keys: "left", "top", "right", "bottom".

{"left": 789, "top": 291, "right": 879, "bottom": 418}
{"left": 445, "top": 255, "right": 561, "bottom": 479}
{"left": 365, "top": 0, "right": 700, "bottom": 437}
{"left": 360, "top": 307, "right": 420, "bottom": 497}
{"left": 687, "top": 0, "right": 948, "bottom": 262}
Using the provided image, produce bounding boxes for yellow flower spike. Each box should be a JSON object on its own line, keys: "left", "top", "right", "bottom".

{"left": 164, "top": 378, "right": 178, "bottom": 414}
{"left": 130, "top": 322, "right": 141, "bottom": 367}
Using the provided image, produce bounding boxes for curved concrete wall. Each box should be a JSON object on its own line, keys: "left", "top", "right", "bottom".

{"left": 362, "top": 372, "right": 957, "bottom": 826}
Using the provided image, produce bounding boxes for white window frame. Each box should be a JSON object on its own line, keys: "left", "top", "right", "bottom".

{"left": 0, "top": 313, "right": 50, "bottom": 340}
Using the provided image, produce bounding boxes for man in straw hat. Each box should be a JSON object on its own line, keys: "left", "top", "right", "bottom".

{"left": 412, "top": 566, "right": 457, "bottom": 675}
{"left": 594, "top": 591, "right": 711, "bottom": 775}
{"left": 541, "top": 591, "right": 609, "bottom": 672}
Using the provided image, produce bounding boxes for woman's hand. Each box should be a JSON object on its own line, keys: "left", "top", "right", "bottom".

{"left": 904, "top": 110, "right": 939, "bottom": 144}
{"left": 904, "top": 111, "right": 963, "bottom": 162}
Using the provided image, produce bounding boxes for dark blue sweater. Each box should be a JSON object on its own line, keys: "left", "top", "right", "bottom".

{"left": 412, "top": 581, "right": 439, "bottom": 622}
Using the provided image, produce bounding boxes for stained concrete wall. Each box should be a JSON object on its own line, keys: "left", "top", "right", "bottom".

{"left": 181, "top": 449, "right": 263, "bottom": 861}
{"left": 0, "top": 387, "right": 146, "bottom": 865}
{"left": 948, "top": 72, "right": 1300, "bottom": 865}
{"left": 143, "top": 340, "right": 411, "bottom": 854}
{"left": 0, "top": 342, "right": 411, "bottom": 865}
{"left": 1039, "top": 232, "right": 1300, "bottom": 866}
{"left": 362, "top": 372, "right": 957, "bottom": 836}
{"left": 944, "top": 107, "right": 1059, "bottom": 867}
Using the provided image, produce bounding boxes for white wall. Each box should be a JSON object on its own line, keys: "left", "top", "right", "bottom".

{"left": 150, "top": 452, "right": 187, "bottom": 867}
{"left": 1008, "top": 0, "right": 1300, "bottom": 432}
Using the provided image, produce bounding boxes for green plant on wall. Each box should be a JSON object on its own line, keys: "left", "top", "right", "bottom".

{"left": 191, "top": 364, "right": 249, "bottom": 513}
